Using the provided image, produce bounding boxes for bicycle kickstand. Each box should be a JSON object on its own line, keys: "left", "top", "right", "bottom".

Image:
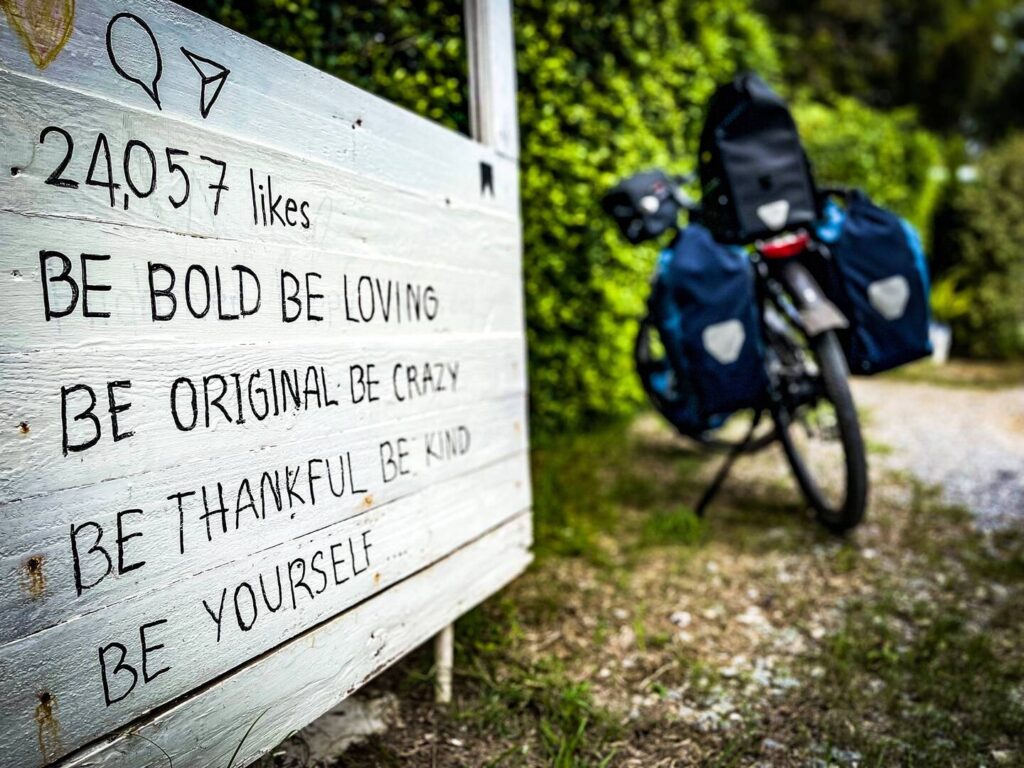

{"left": 695, "top": 409, "right": 764, "bottom": 517}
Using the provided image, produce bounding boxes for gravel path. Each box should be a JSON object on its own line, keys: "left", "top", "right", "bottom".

{"left": 852, "top": 378, "right": 1024, "bottom": 530}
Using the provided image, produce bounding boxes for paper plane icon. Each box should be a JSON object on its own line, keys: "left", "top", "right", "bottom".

{"left": 181, "top": 47, "right": 230, "bottom": 119}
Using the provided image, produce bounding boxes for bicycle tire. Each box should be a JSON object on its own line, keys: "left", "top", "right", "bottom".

{"left": 774, "top": 330, "right": 868, "bottom": 532}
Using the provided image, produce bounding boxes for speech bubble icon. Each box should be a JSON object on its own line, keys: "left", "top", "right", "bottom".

{"left": 105, "top": 12, "right": 163, "bottom": 109}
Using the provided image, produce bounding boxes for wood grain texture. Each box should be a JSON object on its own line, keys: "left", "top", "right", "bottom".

{"left": 61, "top": 513, "right": 532, "bottom": 768}
{"left": 0, "top": 400, "right": 528, "bottom": 644}
{"left": 0, "top": 0, "right": 527, "bottom": 764}
{"left": 0, "top": 211, "right": 524, "bottom": 353}
{"left": 0, "top": 70, "right": 520, "bottom": 262}
{"left": 0, "top": 0, "right": 75, "bottom": 69}
{"left": 466, "top": 0, "right": 519, "bottom": 160}
{"left": 0, "top": 339, "right": 526, "bottom": 500}
{"left": 0, "top": 468, "right": 530, "bottom": 766}
{"left": 0, "top": 1, "right": 519, "bottom": 216}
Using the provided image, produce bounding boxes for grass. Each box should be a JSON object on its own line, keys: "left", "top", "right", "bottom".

{"left": 865, "top": 438, "right": 894, "bottom": 456}
{"left": 640, "top": 505, "right": 704, "bottom": 547}
{"left": 440, "top": 421, "right": 711, "bottom": 764}
{"left": 327, "top": 410, "right": 1024, "bottom": 767}
{"left": 528, "top": 420, "right": 706, "bottom": 564}
{"left": 750, "top": 483, "right": 1024, "bottom": 765}
{"left": 811, "top": 599, "right": 1024, "bottom": 764}
{"left": 455, "top": 598, "right": 623, "bottom": 766}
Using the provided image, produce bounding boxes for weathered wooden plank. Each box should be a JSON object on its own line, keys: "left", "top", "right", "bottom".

{"left": 0, "top": 211, "right": 524, "bottom": 352}
{"left": 0, "top": 470, "right": 530, "bottom": 766}
{"left": 0, "top": 338, "right": 525, "bottom": 501}
{"left": 56, "top": 512, "right": 532, "bottom": 768}
{"left": 0, "top": 0, "right": 518, "bottom": 216}
{"left": 0, "top": 408, "right": 527, "bottom": 645}
{"left": 0, "top": 70, "right": 519, "bottom": 269}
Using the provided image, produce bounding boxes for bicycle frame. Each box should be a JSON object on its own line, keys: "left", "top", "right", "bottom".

{"left": 694, "top": 231, "right": 853, "bottom": 513}
{"left": 617, "top": 177, "right": 867, "bottom": 529}
{"left": 692, "top": 228, "right": 849, "bottom": 457}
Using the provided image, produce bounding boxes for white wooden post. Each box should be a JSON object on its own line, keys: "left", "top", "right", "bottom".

{"left": 465, "top": 0, "right": 520, "bottom": 160}
{"left": 433, "top": 623, "right": 455, "bottom": 704}
{"left": 431, "top": 0, "right": 521, "bottom": 705}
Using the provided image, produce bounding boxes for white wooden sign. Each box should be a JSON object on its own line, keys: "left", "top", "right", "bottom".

{"left": 0, "top": 1, "right": 530, "bottom": 766}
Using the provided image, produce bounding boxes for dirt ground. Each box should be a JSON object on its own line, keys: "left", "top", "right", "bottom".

{"left": 262, "top": 362, "right": 1024, "bottom": 768}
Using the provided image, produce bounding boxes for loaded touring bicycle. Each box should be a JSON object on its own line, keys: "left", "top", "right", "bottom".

{"left": 602, "top": 73, "right": 933, "bottom": 532}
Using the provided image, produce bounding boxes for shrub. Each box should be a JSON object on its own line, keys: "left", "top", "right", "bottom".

{"left": 793, "top": 96, "right": 945, "bottom": 237}
{"left": 931, "top": 135, "right": 1024, "bottom": 359}
{"left": 513, "top": 0, "right": 779, "bottom": 432}
{"left": 183, "top": 0, "right": 471, "bottom": 132}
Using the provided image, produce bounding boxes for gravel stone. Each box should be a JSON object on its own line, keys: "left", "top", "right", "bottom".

{"left": 852, "top": 379, "right": 1024, "bottom": 530}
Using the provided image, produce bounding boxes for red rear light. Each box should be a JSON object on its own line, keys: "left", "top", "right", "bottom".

{"left": 759, "top": 230, "right": 810, "bottom": 259}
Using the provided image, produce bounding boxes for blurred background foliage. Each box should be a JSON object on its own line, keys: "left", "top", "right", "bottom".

{"left": 794, "top": 97, "right": 944, "bottom": 238}
{"left": 932, "top": 134, "right": 1024, "bottom": 358}
{"left": 758, "top": 0, "right": 1024, "bottom": 140}
{"left": 185, "top": 0, "right": 1024, "bottom": 432}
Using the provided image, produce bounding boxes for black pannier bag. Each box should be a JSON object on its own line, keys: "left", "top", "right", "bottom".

{"left": 816, "top": 191, "right": 933, "bottom": 374}
{"left": 636, "top": 224, "right": 768, "bottom": 438}
{"left": 699, "top": 73, "right": 818, "bottom": 244}
{"left": 601, "top": 169, "right": 680, "bottom": 244}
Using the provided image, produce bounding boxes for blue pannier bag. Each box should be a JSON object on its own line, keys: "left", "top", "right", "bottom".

{"left": 816, "top": 190, "right": 932, "bottom": 374}
{"left": 636, "top": 224, "right": 768, "bottom": 437}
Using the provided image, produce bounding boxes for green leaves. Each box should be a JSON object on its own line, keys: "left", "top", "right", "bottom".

{"left": 515, "top": 0, "right": 779, "bottom": 433}
{"left": 794, "top": 96, "right": 944, "bottom": 237}
{"left": 933, "top": 134, "right": 1024, "bottom": 359}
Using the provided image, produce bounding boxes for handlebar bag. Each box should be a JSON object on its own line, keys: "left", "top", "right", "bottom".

{"left": 817, "top": 191, "right": 932, "bottom": 374}
{"left": 636, "top": 224, "right": 768, "bottom": 437}
{"left": 601, "top": 169, "right": 681, "bottom": 244}
{"left": 699, "top": 73, "right": 818, "bottom": 244}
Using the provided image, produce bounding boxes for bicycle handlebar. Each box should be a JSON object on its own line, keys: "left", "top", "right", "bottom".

{"left": 670, "top": 173, "right": 700, "bottom": 212}
{"left": 671, "top": 180, "right": 852, "bottom": 218}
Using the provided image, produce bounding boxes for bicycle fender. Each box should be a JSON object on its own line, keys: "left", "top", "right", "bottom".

{"left": 782, "top": 261, "right": 849, "bottom": 337}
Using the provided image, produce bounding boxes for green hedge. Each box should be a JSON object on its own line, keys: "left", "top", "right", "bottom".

{"left": 514, "top": 0, "right": 779, "bottom": 432}
{"left": 931, "top": 135, "right": 1024, "bottom": 359}
{"left": 793, "top": 96, "right": 945, "bottom": 238}
{"left": 183, "top": 0, "right": 471, "bottom": 132}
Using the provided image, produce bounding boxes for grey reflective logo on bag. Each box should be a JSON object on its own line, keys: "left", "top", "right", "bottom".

{"left": 639, "top": 195, "right": 661, "bottom": 214}
{"left": 756, "top": 199, "right": 789, "bottom": 230}
{"left": 702, "top": 319, "right": 746, "bottom": 364}
{"left": 867, "top": 275, "right": 910, "bottom": 320}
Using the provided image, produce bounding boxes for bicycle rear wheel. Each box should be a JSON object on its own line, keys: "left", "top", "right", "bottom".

{"left": 773, "top": 330, "right": 868, "bottom": 532}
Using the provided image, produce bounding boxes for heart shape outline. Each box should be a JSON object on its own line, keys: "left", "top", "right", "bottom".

{"left": 2, "top": 0, "right": 75, "bottom": 69}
